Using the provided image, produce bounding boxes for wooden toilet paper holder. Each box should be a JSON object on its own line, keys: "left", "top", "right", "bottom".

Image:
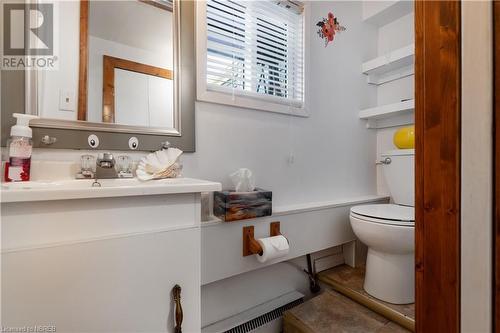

{"left": 243, "top": 222, "right": 281, "bottom": 257}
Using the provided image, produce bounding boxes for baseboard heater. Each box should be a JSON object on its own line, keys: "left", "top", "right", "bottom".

{"left": 201, "top": 291, "right": 304, "bottom": 333}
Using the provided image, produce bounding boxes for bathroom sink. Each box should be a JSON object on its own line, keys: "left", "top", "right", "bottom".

{"left": 1, "top": 178, "right": 221, "bottom": 203}
{"left": 2, "top": 181, "right": 61, "bottom": 190}
{"left": 2, "top": 178, "right": 209, "bottom": 189}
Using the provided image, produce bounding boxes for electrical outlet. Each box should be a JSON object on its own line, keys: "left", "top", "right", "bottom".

{"left": 59, "top": 89, "right": 76, "bottom": 111}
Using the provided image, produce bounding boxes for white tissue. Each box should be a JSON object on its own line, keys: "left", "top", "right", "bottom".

{"left": 255, "top": 235, "right": 289, "bottom": 263}
{"left": 230, "top": 168, "right": 255, "bottom": 192}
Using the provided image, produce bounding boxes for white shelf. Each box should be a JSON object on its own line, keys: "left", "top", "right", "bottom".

{"left": 359, "top": 99, "right": 414, "bottom": 129}
{"left": 363, "top": 0, "right": 414, "bottom": 27}
{"left": 359, "top": 99, "right": 414, "bottom": 119}
{"left": 362, "top": 44, "right": 414, "bottom": 85}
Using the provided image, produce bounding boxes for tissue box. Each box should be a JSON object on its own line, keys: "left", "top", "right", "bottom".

{"left": 214, "top": 188, "right": 272, "bottom": 222}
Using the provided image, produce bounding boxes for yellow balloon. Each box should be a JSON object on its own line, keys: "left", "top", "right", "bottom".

{"left": 393, "top": 125, "right": 415, "bottom": 149}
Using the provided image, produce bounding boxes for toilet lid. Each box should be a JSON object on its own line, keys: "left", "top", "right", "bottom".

{"left": 350, "top": 204, "right": 414, "bottom": 222}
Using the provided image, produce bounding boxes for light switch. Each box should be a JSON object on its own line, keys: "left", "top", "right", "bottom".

{"left": 59, "top": 89, "right": 76, "bottom": 111}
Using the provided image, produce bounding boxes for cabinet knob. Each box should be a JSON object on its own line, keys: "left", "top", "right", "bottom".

{"left": 173, "top": 284, "right": 183, "bottom": 333}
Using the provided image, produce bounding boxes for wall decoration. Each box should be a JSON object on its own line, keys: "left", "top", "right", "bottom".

{"left": 316, "top": 12, "right": 346, "bottom": 47}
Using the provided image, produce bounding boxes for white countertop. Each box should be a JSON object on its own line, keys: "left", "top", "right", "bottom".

{"left": 1, "top": 178, "right": 222, "bottom": 203}
{"left": 201, "top": 194, "right": 390, "bottom": 226}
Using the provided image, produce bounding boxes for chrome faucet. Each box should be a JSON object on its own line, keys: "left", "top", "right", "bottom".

{"left": 96, "top": 153, "right": 118, "bottom": 179}
{"left": 76, "top": 153, "right": 134, "bottom": 180}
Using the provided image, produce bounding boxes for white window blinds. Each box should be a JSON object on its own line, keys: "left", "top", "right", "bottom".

{"left": 206, "top": 0, "right": 304, "bottom": 108}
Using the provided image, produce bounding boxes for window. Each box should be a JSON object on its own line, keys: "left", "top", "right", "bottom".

{"left": 197, "top": 0, "right": 306, "bottom": 115}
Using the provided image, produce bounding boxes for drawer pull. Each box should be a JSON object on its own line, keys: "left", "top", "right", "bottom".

{"left": 173, "top": 285, "right": 183, "bottom": 333}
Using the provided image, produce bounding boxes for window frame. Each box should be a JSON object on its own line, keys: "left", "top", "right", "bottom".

{"left": 196, "top": 0, "right": 310, "bottom": 117}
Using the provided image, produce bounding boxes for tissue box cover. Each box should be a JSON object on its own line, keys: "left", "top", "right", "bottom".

{"left": 214, "top": 188, "right": 272, "bottom": 222}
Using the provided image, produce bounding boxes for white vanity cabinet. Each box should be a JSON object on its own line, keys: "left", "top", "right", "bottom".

{"left": 1, "top": 179, "right": 221, "bottom": 333}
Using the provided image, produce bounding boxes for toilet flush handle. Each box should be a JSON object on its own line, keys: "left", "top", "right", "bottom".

{"left": 376, "top": 157, "right": 392, "bottom": 165}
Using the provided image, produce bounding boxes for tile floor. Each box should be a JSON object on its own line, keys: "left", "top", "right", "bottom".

{"left": 283, "top": 290, "right": 410, "bottom": 333}
{"left": 319, "top": 264, "right": 415, "bottom": 320}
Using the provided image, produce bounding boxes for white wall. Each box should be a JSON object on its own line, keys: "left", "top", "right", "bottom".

{"left": 364, "top": 9, "right": 414, "bottom": 196}
{"left": 89, "top": 1, "right": 172, "bottom": 58}
{"left": 362, "top": 1, "right": 395, "bottom": 20}
{"left": 114, "top": 69, "right": 173, "bottom": 128}
{"left": 16, "top": 2, "right": 495, "bottom": 331}
{"left": 31, "top": 1, "right": 378, "bottom": 208}
{"left": 86, "top": 1, "right": 172, "bottom": 123}
{"left": 25, "top": 1, "right": 379, "bottom": 328}
{"left": 190, "top": 1, "right": 378, "bottom": 207}
{"left": 201, "top": 257, "right": 311, "bottom": 327}
{"left": 87, "top": 36, "right": 172, "bottom": 123}
{"left": 376, "top": 13, "right": 414, "bottom": 106}
{"left": 37, "top": 1, "right": 79, "bottom": 120}
{"left": 461, "top": 1, "right": 493, "bottom": 331}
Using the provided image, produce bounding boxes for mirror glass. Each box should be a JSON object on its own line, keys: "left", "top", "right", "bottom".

{"left": 35, "top": 0, "right": 178, "bottom": 134}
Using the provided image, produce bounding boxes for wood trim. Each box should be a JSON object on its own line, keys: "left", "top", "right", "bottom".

{"left": 102, "top": 55, "right": 173, "bottom": 123}
{"left": 270, "top": 221, "right": 281, "bottom": 237}
{"left": 494, "top": 1, "right": 500, "bottom": 332}
{"left": 415, "top": 1, "right": 461, "bottom": 332}
{"left": 77, "top": 0, "right": 89, "bottom": 121}
{"left": 242, "top": 226, "right": 263, "bottom": 257}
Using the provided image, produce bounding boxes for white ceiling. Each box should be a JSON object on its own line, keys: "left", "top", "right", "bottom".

{"left": 89, "top": 1, "right": 172, "bottom": 56}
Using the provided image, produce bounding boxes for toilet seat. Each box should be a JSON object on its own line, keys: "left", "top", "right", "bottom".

{"left": 350, "top": 204, "right": 414, "bottom": 227}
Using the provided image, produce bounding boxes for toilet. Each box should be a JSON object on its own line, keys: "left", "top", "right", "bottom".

{"left": 350, "top": 149, "right": 414, "bottom": 305}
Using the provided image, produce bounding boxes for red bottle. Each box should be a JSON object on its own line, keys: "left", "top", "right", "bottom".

{"left": 4, "top": 113, "right": 37, "bottom": 182}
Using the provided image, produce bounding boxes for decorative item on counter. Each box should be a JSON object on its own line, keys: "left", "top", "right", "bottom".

{"left": 393, "top": 125, "right": 415, "bottom": 149}
{"left": 316, "top": 12, "right": 346, "bottom": 47}
{"left": 4, "top": 113, "right": 38, "bottom": 182}
{"left": 136, "top": 148, "right": 183, "bottom": 180}
{"left": 116, "top": 155, "right": 134, "bottom": 178}
{"left": 214, "top": 168, "right": 272, "bottom": 222}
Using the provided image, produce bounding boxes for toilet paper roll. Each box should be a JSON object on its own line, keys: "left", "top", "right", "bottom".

{"left": 255, "top": 235, "right": 290, "bottom": 263}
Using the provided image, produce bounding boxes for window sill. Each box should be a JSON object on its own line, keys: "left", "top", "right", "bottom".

{"left": 196, "top": 90, "right": 309, "bottom": 118}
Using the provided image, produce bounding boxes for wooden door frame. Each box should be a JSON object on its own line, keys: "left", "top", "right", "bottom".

{"left": 77, "top": 0, "right": 89, "bottom": 121}
{"left": 494, "top": 1, "right": 499, "bottom": 332}
{"left": 102, "top": 55, "right": 173, "bottom": 123}
{"left": 415, "top": 1, "right": 461, "bottom": 332}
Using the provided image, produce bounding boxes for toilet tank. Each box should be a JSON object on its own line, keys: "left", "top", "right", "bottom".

{"left": 381, "top": 149, "right": 414, "bottom": 206}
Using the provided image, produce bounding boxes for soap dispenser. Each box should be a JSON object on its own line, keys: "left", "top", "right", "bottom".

{"left": 4, "top": 113, "right": 38, "bottom": 182}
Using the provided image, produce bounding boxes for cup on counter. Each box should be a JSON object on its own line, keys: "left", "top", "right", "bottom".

{"left": 116, "top": 155, "right": 132, "bottom": 174}
{"left": 80, "top": 155, "right": 95, "bottom": 175}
